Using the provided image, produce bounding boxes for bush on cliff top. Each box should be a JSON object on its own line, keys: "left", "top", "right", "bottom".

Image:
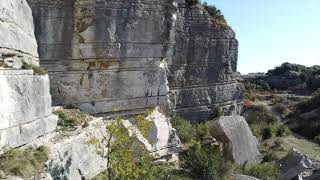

{"left": 0, "top": 146, "right": 49, "bottom": 178}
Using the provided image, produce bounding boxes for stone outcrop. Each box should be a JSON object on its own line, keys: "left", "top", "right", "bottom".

{"left": 122, "top": 107, "right": 182, "bottom": 158}
{"left": 28, "top": 108, "right": 181, "bottom": 179}
{"left": 279, "top": 149, "right": 313, "bottom": 180}
{"left": 31, "top": 117, "right": 108, "bottom": 180}
{"left": 0, "top": 0, "right": 57, "bottom": 151}
{"left": 27, "top": 0, "right": 244, "bottom": 122}
{"left": 209, "top": 115, "right": 261, "bottom": 164}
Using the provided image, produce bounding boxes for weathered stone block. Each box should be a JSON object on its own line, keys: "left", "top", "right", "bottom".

{"left": 209, "top": 116, "right": 262, "bottom": 164}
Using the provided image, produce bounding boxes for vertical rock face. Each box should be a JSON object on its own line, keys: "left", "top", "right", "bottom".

{"left": 168, "top": 3, "right": 244, "bottom": 121}
{"left": 0, "top": 0, "right": 57, "bottom": 150}
{"left": 28, "top": 0, "right": 174, "bottom": 115}
{"left": 28, "top": 0, "right": 244, "bottom": 121}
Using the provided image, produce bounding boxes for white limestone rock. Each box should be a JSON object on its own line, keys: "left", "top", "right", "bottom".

{"left": 31, "top": 117, "right": 109, "bottom": 180}
{"left": 209, "top": 115, "right": 262, "bottom": 164}
{"left": 122, "top": 107, "right": 182, "bottom": 158}
{"left": 0, "top": 0, "right": 39, "bottom": 67}
{"left": 0, "top": 71, "right": 57, "bottom": 151}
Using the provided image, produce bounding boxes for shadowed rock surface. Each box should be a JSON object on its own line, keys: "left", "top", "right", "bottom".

{"left": 279, "top": 149, "right": 313, "bottom": 180}
{"left": 27, "top": 0, "right": 244, "bottom": 122}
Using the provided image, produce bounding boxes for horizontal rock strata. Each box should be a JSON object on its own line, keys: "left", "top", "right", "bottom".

{"left": 0, "top": 70, "right": 57, "bottom": 150}
{"left": 28, "top": 0, "right": 244, "bottom": 121}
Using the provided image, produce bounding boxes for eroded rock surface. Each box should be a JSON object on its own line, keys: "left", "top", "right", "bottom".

{"left": 27, "top": 0, "right": 244, "bottom": 121}
{"left": 209, "top": 115, "right": 261, "bottom": 164}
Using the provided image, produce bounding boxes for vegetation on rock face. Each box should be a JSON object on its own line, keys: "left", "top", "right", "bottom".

{"left": 53, "top": 108, "right": 91, "bottom": 129}
{"left": 93, "top": 114, "right": 193, "bottom": 180}
{"left": 0, "top": 146, "right": 49, "bottom": 179}
{"left": 22, "top": 61, "right": 48, "bottom": 76}
{"left": 202, "top": 2, "right": 227, "bottom": 25}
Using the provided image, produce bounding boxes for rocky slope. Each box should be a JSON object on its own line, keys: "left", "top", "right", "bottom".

{"left": 27, "top": 0, "right": 244, "bottom": 121}
{"left": 0, "top": 0, "right": 57, "bottom": 150}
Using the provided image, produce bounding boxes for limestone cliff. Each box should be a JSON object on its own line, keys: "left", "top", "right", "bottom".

{"left": 0, "top": 0, "right": 57, "bottom": 150}
{"left": 28, "top": 0, "right": 244, "bottom": 121}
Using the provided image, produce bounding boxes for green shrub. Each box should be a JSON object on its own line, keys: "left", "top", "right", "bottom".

{"left": 242, "top": 163, "right": 280, "bottom": 180}
{"left": 263, "top": 152, "right": 278, "bottom": 162}
{"left": 262, "top": 127, "right": 273, "bottom": 140}
{"left": 181, "top": 142, "right": 224, "bottom": 180}
{"left": 202, "top": 2, "right": 226, "bottom": 24}
{"left": 22, "top": 62, "right": 48, "bottom": 76}
{"left": 273, "top": 103, "right": 289, "bottom": 116}
{"left": 53, "top": 109, "right": 91, "bottom": 129}
{"left": 276, "top": 124, "right": 291, "bottom": 137}
{"left": 210, "top": 106, "right": 224, "bottom": 120}
{"left": 195, "top": 122, "right": 209, "bottom": 141}
{"left": 0, "top": 146, "right": 49, "bottom": 178}
{"left": 171, "top": 116, "right": 196, "bottom": 143}
{"left": 314, "top": 135, "right": 320, "bottom": 145}
{"left": 243, "top": 105, "right": 277, "bottom": 125}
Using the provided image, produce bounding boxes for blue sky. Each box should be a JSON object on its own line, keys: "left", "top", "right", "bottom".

{"left": 205, "top": 0, "right": 320, "bottom": 74}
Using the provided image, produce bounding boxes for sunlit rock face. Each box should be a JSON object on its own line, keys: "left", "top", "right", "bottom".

{"left": 28, "top": 0, "right": 244, "bottom": 121}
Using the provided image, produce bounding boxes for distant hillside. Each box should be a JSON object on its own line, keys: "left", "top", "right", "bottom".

{"left": 243, "top": 62, "right": 320, "bottom": 93}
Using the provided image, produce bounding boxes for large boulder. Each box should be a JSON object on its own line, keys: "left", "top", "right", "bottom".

{"left": 209, "top": 115, "right": 261, "bottom": 164}
{"left": 279, "top": 149, "right": 312, "bottom": 180}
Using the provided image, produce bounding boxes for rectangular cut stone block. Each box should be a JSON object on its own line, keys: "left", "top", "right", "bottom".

{"left": 0, "top": 115, "right": 57, "bottom": 150}
{"left": 0, "top": 72, "right": 52, "bottom": 129}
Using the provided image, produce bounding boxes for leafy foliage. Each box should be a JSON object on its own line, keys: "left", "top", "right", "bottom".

{"left": 171, "top": 115, "right": 208, "bottom": 143}
{"left": 0, "top": 146, "right": 49, "bottom": 178}
{"left": 262, "top": 128, "right": 273, "bottom": 140}
{"left": 210, "top": 106, "right": 224, "bottom": 120}
{"left": 181, "top": 141, "right": 224, "bottom": 180}
{"left": 276, "top": 124, "right": 291, "bottom": 137}
{"left": 203, "top": 2, "right": 226, "bottom": 24}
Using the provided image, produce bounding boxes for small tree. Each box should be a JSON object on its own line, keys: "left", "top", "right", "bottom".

{"left": 103, "top": 115, "right": 154, "bottom": 179}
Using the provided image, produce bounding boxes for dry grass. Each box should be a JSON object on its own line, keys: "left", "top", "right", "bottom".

{"left": 0, "top": 146, "right": 49, "bottom": 178}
